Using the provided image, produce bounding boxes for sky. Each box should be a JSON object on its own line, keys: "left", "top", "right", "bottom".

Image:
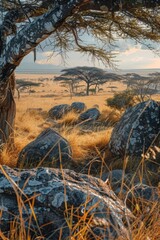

{"left": 18, "top": 38, "right": 160, "bottom": 71}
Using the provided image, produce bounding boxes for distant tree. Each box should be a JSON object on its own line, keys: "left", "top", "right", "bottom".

{"left": 123, "top": 73, "right": 160, "bottom": 102}
{"left": 55, "top": 67, "right": 121, "bottom": 96}
{"left": 148, "top": 72, "right": 160, "bottom": 92}
{"left": 54, "top": 74, "right": 80, "bottom": 97}
{"left": 16, "top": 79, "right": 41, "bottom": 98}
{"left": 0, "top": 0, "right": 159, "bottom": 144}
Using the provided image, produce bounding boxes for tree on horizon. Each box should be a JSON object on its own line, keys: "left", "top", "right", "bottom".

{"left": 123, "top": 73, "right": 160, "bottom": 101}
{"left": 0, "top": 0, "right": 159, "bottom": 144}
{"left": 55, "top": 67, "right": 121, "bottom": 96}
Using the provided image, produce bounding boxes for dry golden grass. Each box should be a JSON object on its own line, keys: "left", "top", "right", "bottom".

{"left": 0, "top": 73, "right": 160, "bottom": 239}
{"left": 0, "top": 94, "right": 115, "bottom": 168}
{"left": 0, "top": 106, "right": 50, "bottom": 167}
{"left": 61, "top": 127, "right": 112, "bottom": 162}
{"left": 99, "top": 106, "right": 122, "bottom": 125}
{"left": 57, "top": 110, "right": 79, "bottom": 125}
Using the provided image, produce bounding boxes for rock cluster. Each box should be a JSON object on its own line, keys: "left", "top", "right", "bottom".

{"left": 0, "top": 166, "right": 133, "bottom": 239}
{"left": 48, "top": 102, "right": 87, "bottom": 119}
{"left": 1, "top": 99, "right": 160, "bottom": 239}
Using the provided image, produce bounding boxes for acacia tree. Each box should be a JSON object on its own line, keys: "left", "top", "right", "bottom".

{"left": 16, "top": 79, "right": 41, "bottom": 98}
{"left": 55, "top": 67, "right": 121, "bottom": 95}
{"left": 54, "top": 73, "right": 80, "bottom": 97}
{"left": 124, "top": 73, "right": 160, "bottom": 102}
{"left": 0, "top": 0, "right": 159, "bottom": 144}
{"left": 148, "top": 72, "right": 160, "bottom": 92}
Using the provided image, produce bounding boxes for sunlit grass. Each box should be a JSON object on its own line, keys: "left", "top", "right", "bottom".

{"left": 57, "top": 110, "right": 79, "bottom": 125}
{"left": 61, "top": 127, "right": 112, "bottom": 163}
{"left": 0, "top": 76, "right": 160, "bottom": 239}
{"left": 99, "top": 106, "right": 122, "bottom": 125}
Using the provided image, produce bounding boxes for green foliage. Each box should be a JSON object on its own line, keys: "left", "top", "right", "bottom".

{"left": 106, "top": 90, "right": 136, "bottom": 110}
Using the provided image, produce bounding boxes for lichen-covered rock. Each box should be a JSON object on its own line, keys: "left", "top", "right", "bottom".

{"left": 71, "top": 101, "right": 86, "bottom": 113}
{"left": 102, "top": 169, "right": 124, "bottom": 183}
{"left": 126, "top": 184, "right": 159, "bottom": 213}
{"left": 128, "top": 184, "right": 159, "bottom": 202}
{"left": 0, "top": 166, "right": 133, "bottom": 239}
{"left": 17, "top": 128, "right": 72, "bottom": 168}
{"left": 48, "top": 104, "right": 71, "bottom": 119}
{"left": 102, "top": 170, "right": 147, "bottom": 196}
{"left": 109, "top": 100, "right": 160, "bottom": 156}
{"left": 79, "top": 107, "right": 100, "bottom": 122}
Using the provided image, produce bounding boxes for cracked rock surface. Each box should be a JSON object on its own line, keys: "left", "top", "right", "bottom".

{"left": 17, "top": 128, "right": 72, "bottom": 168}
{"left": 0, "top": 166, "right": 132, "bottom": 239}
{"left": 109, "top": 100, "right": 160, "bottom": 156}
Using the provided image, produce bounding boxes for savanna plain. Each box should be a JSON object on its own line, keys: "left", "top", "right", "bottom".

{"left": 0, "top": 72, "right": 160, "bottom": 240}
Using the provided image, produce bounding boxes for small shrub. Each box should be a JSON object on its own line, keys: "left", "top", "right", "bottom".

{"left": 106, "top": 90, "right": 136, "bottom": 110}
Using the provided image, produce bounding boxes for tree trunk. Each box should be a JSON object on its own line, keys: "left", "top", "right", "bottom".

{"left": 0, "top": 74, "right": 16, "bottom": 146}
{"left": 95, "top": 84, "right": 99, "bottom": 94}
{"left": 86, "top": 83, "right": 90, "bottom": 96}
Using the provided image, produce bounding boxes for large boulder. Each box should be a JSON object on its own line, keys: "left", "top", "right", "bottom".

{"left": 17, "top": 128, "right": 72, "bottom": 168}
{"left": 109, "top": 100, "right": 160, "bottom": 156}
{"left": 48, "top": 104, "right": 71, "bottom": 119}
{"left": 79, "top": 107, "right": 100, "bottom": 122}
{"left": 0, "top": 166, "right": 133, "bottom": 239}
{"left": 70, "top": 101, "right": 86, "bottom": 113}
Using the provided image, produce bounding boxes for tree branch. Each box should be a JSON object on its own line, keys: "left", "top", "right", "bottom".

{"left": 0, "top": 0, "right": 87, "bottom": 103}
{"left": 0, "top": 0, "right": 159, "bottom": 103}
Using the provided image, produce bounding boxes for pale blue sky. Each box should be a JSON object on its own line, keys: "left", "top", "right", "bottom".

{"left": 20, "top": 39, "right": 160, "bottom": 70}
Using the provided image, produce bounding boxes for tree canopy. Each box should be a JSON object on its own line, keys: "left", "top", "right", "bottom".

{"left": 55, "top": 67, "right": 121, "bottom": 95}
{"left": 0, "top": 1, "right": 159, "bottom": 90}
{"left": 123, "top": 72, "right": 160, "bottom": 101}
{"left": 0, "top": 0, "right": 159, "bottom": 143}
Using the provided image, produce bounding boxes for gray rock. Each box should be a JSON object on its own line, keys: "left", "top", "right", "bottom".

{"left": 109, "top": 100, "right": 160, "bottom": 156}
{"left": 0, "top": 166, "right": 133, "bottom": 239}
{"left": 17, "top": 128, "right": 72, "bottom": 168}
{"left": 103, "top": 170, "right": 146, "bottom": 196}
{"left": 126, "top": 184, "right": 159, "bottom": 212}
{"left": 128, "top": 184, "right": 159, "bottom": 202}
{"left": 48, "top": 104, "right": 71, "bottom": 119}
{"left": 71, "top": 102, "right": 86, "bottom": 113}
{"left": 79, "top": 108, "right": 100, "bottom": 122}
{"left": 102, "top": 169, "right": 124, "bottom": 182}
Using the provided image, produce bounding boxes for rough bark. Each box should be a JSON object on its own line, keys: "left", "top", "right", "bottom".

{"left": 86, "top": 82, "right": 90, "bottom": 96}
{"left": 0, "top": 74, "right": 16, "bottom": 146}
{"left": 0, "top": 0, "right": 86, "bottom": 144}
{"left": 0, "top": 165, "right": 133, "bottom": 239}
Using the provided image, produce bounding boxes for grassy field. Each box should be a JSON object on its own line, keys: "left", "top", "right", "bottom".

{"left": 0, "top": 73, "right": 160, "bottom": 239}
{"left": 1, "top": 73, "right": 127, "bottom": 168}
